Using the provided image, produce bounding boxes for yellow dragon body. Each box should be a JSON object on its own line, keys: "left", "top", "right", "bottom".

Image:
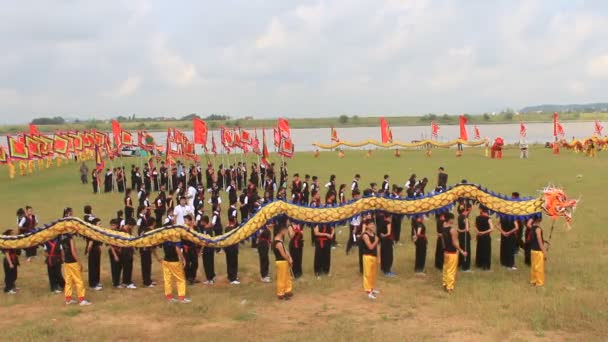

{"left": 0, "top": 184, "right": 576, "bottom": 249}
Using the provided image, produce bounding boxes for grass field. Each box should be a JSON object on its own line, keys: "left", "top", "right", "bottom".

{"left": 2, "top": 111, "right": 608, "bottom": 134}
{"left": 0, "top": 147, "right": 607, "bottom": 341}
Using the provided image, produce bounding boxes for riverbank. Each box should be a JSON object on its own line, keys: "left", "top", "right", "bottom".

{"left": 2, "top": 112, "right": 607, "bottom": 134}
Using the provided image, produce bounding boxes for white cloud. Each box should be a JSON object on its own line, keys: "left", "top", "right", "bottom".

{"left": 587, "top": 54, "right": 608, "bottom": 79}
{"left": 150, "top": 35, "right": 199, "bottom": 87}
{"left": 255, "top": 17, "right": 287, "bottom": 49}
{"left": 107, "top": 76, "right": 142, "bottom": 98}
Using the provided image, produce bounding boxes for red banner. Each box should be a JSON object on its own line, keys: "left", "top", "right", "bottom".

{"left": 0, "top": 146, "right": 8, "bottom": 164}
{"left": 193, "top": 118, "right": 208, "bottom": 145}
{"left": 25, "top": 135, "right": 42, "bottom": 158}
{"left": 278, "top": 137, "right": 294, "bottom": 158}
{"left": 520, "top": 121, "right": 527, "bottom": 138}
{"left": 8, "top": 135, "right": 30, "bottom": 160}
{"left": 431, "top": 121, "right": 439, "bottom": 139}
{"left": 29, "top": 124, "right": 40, "bottom": 136}
{"left": 53, "top": 134, "right": 69, "bottom": 155}
{"left": 594, "top": 120, "right": 603, "bottom": 136}
{"left": 262, "top": 129, "right": 270, "bottom": 166}
{"left": 474, "top": 125, "right": 481, "bottom": 140}
{"left": 331, "top": 127, "right": 340, "bottom": 142}
{"left": 380, "top": 117, "right": 392, "bottom": 143}
{"left": 240, "top": 128, "right": 252, "bottom": 145}
{"left": 459, "top": 115, "right": 468, "bottom": 141}
{"left": 278, "top": 118, "right": 290, "bottom": 139}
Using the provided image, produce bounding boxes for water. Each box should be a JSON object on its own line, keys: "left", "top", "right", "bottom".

{"left": 148, "top": 122, "right": 598, "bottom": 152}
{"left": 2, "top": 122, "right": 600, "bottom": 152}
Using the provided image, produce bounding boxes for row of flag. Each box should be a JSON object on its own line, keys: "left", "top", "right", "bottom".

{"left": 329, "top": 114, "right": 605, "bottom": 143}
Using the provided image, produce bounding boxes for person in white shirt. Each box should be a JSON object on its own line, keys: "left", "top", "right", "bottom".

{"left": 186, "top": 183, "right": 197, "bottom": 207}
{"left": 173, "top": 197, "right": 194, "bottom": 226}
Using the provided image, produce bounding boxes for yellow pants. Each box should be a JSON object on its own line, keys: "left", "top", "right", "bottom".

{"left": 530, "top": 250, "right": 545, "bottom": 286}
{"left": 442, "top": 253, "right": 458, "bottom": 290}
{"left": 362, "top": 254, "right": 377, "bottom": 293}
{"left": 64, "top": 262, "right": 86, "bottom": 300}
{"left": 162, "top": 261, "right": 186, "bottom": 298}
{"left": 275, "top": 260, "right": 292, "bottom": 296}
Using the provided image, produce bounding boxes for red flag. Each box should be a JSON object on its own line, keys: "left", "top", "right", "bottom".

{"left": 240, "top": 129, "right": 252, "bottom": 145}
{"left": 474, "top": 125, "right": 481, "bottom": 140}
{"left": 380, "top": 117, "right": 392, "bottom": 143}
{"left": 193, "top": 118, "right": 208, "bottom": 145}
{"left": 0, "top": 146, "right": 7, "bottom": 164}
{"left": 459, "top": 115, "right": 468, "bottom": 141}
{"left": 95, "top": 144, "right": 104, "bottom": 171}
{"left": 29, "top": 124, "right": 40, "bottom": 136}
{"left": 520, "top": 121, "right": 527, "bottom": 138}
{"left": 221, "top": 126, "right": 234, "bottom": 147}
{"left": 7, "top": 135, "right": 30, "bottom": 160}
{"left": 25, "top": 135, "right": 42, "bottom": 158}
{"left": 331, "top": 127, "right": 340, "bottom": 142}
{"left": 37, "top": 134, "right": 54, "bottom": 156}
{"left": 111, "top": 120, "right": 122, "bottom": 147}
{"left": 53, "top": 134, "right": 69, "bottom": 155}
{"left": 262, "top": 129, "right": 270, "bottom": 166}
{"left": 553, "top": 112, "right": 559, "bottom": 137}
{"left": 273, "top": 127, "right": 281, "bottom": 147}
{"left": 69, "top": 132, "right": 83, "bottom": 152}
{"left": 556, "top": 122, "right": 565, "bottom": 137}
{"left": 120, "top": 130, "right": 134, "bottom": 146}
{"left": 431, "top": 121, "right": 439, "bottom": 139}
{"left": 252, "top": 129, "right": 261, "bottom": 155}
{"left": 594, "top": 120, "right": 604, "bottom": 136}
{"left": 211, "top": 133, "right": 217, "bottom": 155}
{"left": 278, "top": 137, "right": 294, "bottom": 158}
{"left": 233, "top": 130, "right": 241, "bottom": 148}
{"left": 278, "top": 118, "right": 290, "bottom": 138}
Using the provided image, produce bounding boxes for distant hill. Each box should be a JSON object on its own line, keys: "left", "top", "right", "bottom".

{"left": 520, "top": 103, "right": 608, "bottom": 113}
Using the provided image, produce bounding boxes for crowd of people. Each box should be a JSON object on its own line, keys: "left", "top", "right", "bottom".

{"left": 3, "top": 161, "right": 548, "bottom": 305}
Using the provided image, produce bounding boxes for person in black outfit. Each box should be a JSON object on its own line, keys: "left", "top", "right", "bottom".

{"left": 2, "top": 229, "right": 19, "bottom": 294}
{"left": 124, "top": 189, "right": 134, "bottom": 221}
{"left": 120, "top": 218, "right": 137, "bottom": 288}
{"left": 457, "top": 201, "right": 472, "bottom": 271}
{"left": 224, "top": 217, "right": 240, "bottom": 284}
{"left": 257, "top": 224, "right": 272, "bottom": 282}
{"left": 84, "top": 206, "right": 103, "bottom": 290}
{"left": 313, "top": 221, "right": 334, "bottom": 277}
{"left": 288, "top": 220, "right": 304, "bottom": 279}
{"left": 182, "top": 215, "right": 200, "bottom": 285}
{"left": 412, "top": 216, "right": 427, "bottom": 273}
{"left": 378, "top": 212, "right": 395, "bottom": 276}
{"left": 139, "top": 216, "right": 156, "bottom": 288}
{"left": 437, "top": 167, "right": 448, "bottom": 191}
{"left": 108, "top": 219, "right": 123, "bottom": 288}
{"left": 475, "top": 207, "right": 494, "bottom": 270}
{"left": 198, "top": 215, "right": 216, "bottom": 285}
{"left": 498, "top": 216, "right": 519, "bottom": 270}
{"left": 434, "top": 213, "right": 445, "bottom": 270}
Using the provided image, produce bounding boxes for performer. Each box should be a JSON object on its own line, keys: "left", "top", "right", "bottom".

{"left": 18, "top": 206, "right": 38, "bottom": 261}
{"left": 139, "top": 217, "right": 156, "bottom": 288}
{"left": 378, "top": 212, "right": 395, "bottom": 277}
{"left": 434, "top": 213, "right": 445, "bottom": 270}
{"left": 224, "top": 216, "right": 240, "bottom": 285}
{"left": 238, "top": 189, "right": 249, "bottom": 223}
{"left": 155, "top": 236, "right": 191, "bottom": 303}
{"left": 498, "top": 215, "right": 519, "bottom": 270}
{"left": 116, "top": 168, "right": 124, "bottom": 193}
{"left": 119, "top": 218, "right": 137, "bottom": 289}
{"left": 391, "top": 187, "right": 404, "bottom": 243}
{"left": 457, "top": 203, "right": 472, "bottom": 272}
{"left": 361, "top": 218, "right": 380, "bottom": 299}
{"left": 2, "top": 229, "right": 19, "bottom": 294}
{"left": 302, "top": 174, "right": 310, "bottom": 205}
{"left": 92, "top": 169, "right": 99, "bottom": 194}
{"left": 475, "top": 207, "right": 494, "bottom": 271}
{"left": 381, "top": 174, "right": 390, "bottom": 196}
{"left": 523, "top": 218, "right": 533, "bottom": 266}
{"left": 437, "top": 167, "right": 448, "bottom": 191}
{"left": 272, "top": 224, "right": 293, "bottom": 300}
{"left": 124, "top": 189, "right": 134, "bottom": 221}
{"left": 288, "top": 220, "right": 304, "bottom": 279}
{"left": 182, "top": 215, "right": 200, "bottom": 285}
{"left": 291, "top": 173, "right": 303, "bottom": 204}
{"left": 412, "top": 216, "right": 427, "bottom": 274}
{"left": 529, "top": 216, "right": 547, "bottom": 287}
{"left": 199, "top": 215, "right": 216, "bottom": 285}
{"left": 338, "top": 184, "right": 346, "bottom": 205}
{"left": 257, "top": 223, "right": 272, "bottom": 283}
{"left": 313, "top": 221, "right": 334, "bottom": 277}
{"left": 442, "top": 213, "right": 467, "bottom": 293}
{"left": 153, "top": 190, "right": 166, "bottom": 228}
{"left": 60, "top": 232, "right": 92, "bottom": 305}
{"left": 107, "top": 219, "right": 123, "bottom": 288}
{"left": 83, "top": 206, "right": 103, "bottom": 291}
{"left": 44, "top": 209, "right": 68, "bottom": 293}
{"left": 351, "top": 174, "right": 360, "bottom": 196}
{"left": 346, "top": 189, "right": 362, "bottom": 255}
{"left": 104, "top": 168, "right": 113, "bottom": 193}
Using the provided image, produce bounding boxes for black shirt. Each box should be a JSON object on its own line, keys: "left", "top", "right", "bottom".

{"left": 441, "top": 226, "right": 457, "bottom": 253}
{"left": 530, "top": 225, "right": 543, "bottom": 251}
{"left": 163, "top": 241, "right": 181, "bottom": 262}
{"left": 360, "top": 232, "right": 377, "bottom": 255}
{"left": 476, "top": 215, "right": 490, "bottom": 232}
{"left": 60, "top": 234, "right": 77, "bottom": 263}
{"left": 272, "top": 240, "right": 285, "bottom": 260}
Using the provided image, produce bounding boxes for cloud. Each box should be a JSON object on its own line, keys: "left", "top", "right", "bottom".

{"left": 1, "top": 0, "right": 608, "bottom": 123}
{"left": 587, "top": 54, "right": 608, "bottom": 79}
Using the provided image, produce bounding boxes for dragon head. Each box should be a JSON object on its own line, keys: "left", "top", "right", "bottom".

{"left": 542, "top": 187, "right": 578, "bottom": 222}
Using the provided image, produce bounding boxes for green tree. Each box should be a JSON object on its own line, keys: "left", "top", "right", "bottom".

{"left": 338, "top": 115, "right": 349, "bottom": 124}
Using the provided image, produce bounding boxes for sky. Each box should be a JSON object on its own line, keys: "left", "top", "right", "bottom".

{"left": 1, "top": 0, "right": 607, "bottom": 124}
